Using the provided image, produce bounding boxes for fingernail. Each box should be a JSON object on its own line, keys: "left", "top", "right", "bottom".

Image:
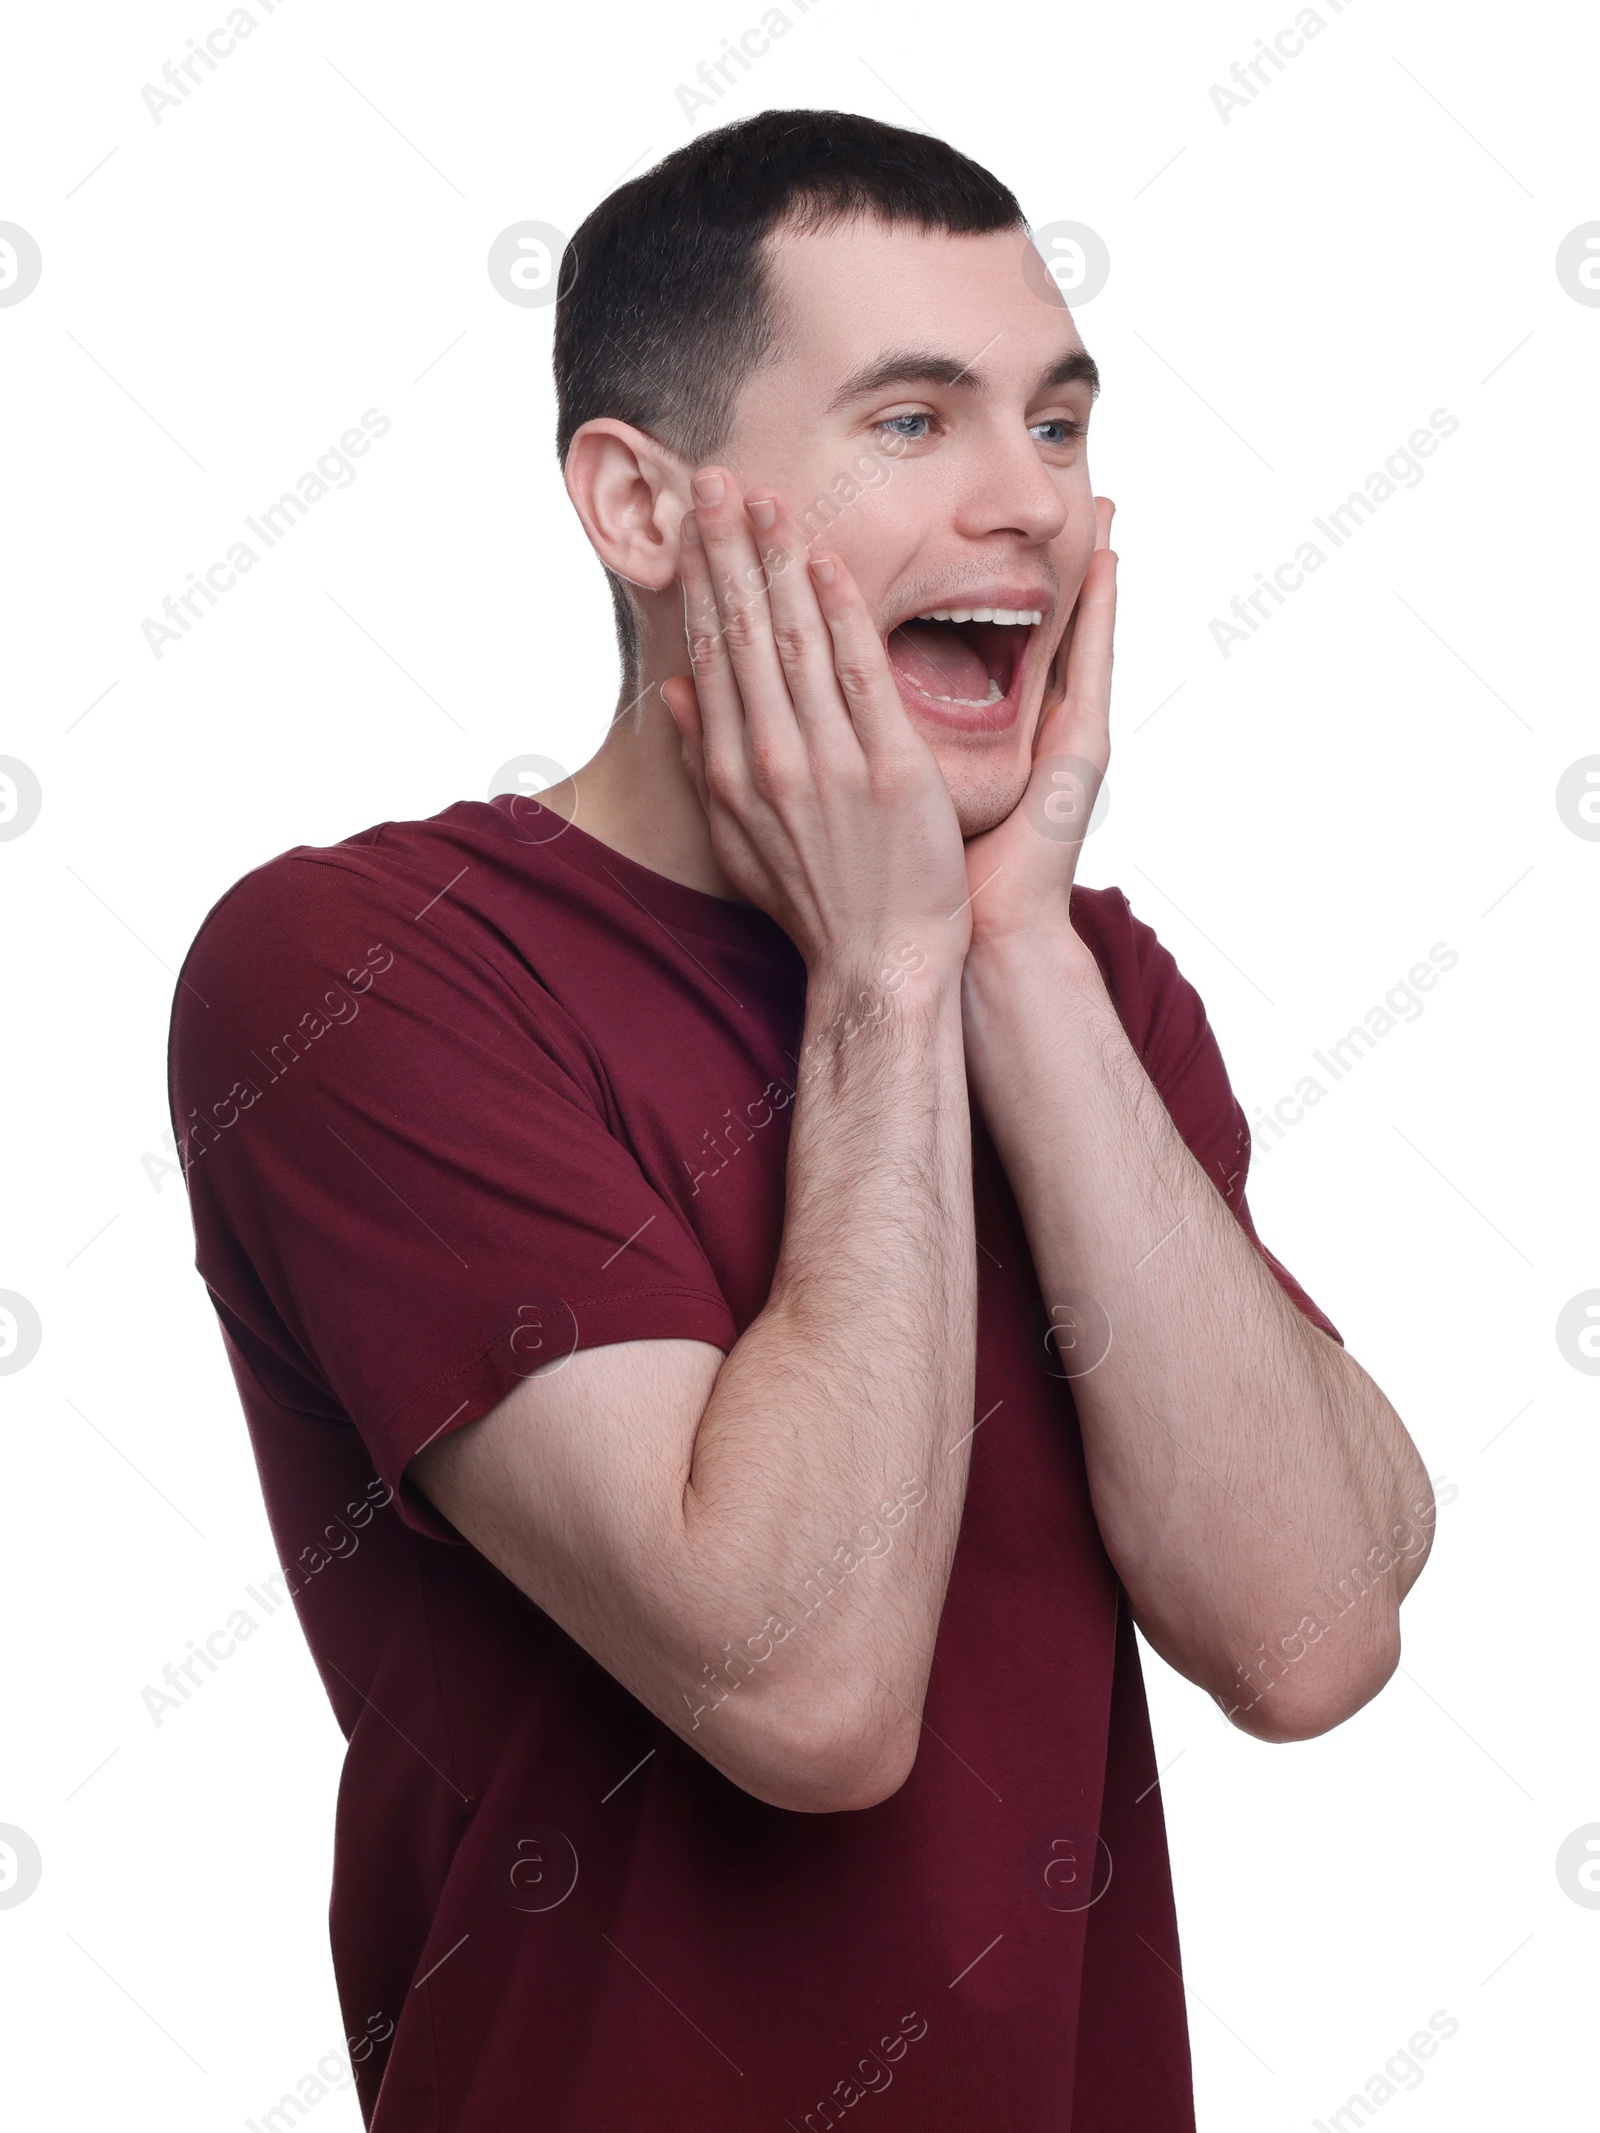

{"left": 682, "top": 511, "right": 701, "bottom": 547}
{"left": 692, "top": 472, "right": 725, "bottom": 506}
{"left": 746, "top": 496, "right": 776, "bottom": 530}
{"left": 809, "top": 557, "right": 836, "bottom": 586}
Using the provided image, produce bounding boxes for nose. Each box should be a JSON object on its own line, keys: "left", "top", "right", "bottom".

{"left": 948, "top": 416, "right": 1071, "bottom": 547}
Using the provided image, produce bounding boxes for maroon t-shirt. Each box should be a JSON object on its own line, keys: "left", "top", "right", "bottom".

{"left": 169, "top": 796, "right": 1340, "bottom": 2132}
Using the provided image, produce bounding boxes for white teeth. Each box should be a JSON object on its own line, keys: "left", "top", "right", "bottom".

{"left": 928, "top": 679, "right": 1004, "bottom": 706}
{"left": 911, "top": 607, "right": 1042, "bottom": 625}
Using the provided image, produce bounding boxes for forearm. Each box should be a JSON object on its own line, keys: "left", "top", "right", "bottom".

{"left": 962, "top": 925, "right": 1433, "bottom": 1740}
{"left": 680, "top": 957, "right": 977, "bottom": 1790}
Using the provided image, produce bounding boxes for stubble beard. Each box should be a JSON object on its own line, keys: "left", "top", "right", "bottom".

{"left": 944, "top": 754, "right": 1033, "bottom": 840}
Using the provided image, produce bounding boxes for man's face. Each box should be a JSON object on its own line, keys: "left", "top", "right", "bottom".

{"left": 717, "top": 217, "right": 1100, "bottom": 836}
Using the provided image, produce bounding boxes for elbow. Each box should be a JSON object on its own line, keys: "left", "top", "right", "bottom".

{"left": 770, "top": 1748, "right": 917, "bottom": 1816}
{"left": 711, "top": 1687, "right": 922, "bottom": 1815}
{"left": 1223, "top": 1632, "right": 1402, "bottom": 1745}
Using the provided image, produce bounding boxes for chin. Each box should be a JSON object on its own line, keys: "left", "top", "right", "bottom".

{"left": 941, "top": 757, "right": 1032, "bottom": 839}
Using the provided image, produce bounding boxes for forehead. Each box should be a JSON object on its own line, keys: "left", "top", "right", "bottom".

{"left": 758, "top": 216, "right": 1087, "bottom": 394}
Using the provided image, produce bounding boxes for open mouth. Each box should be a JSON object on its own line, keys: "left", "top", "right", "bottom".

{"left": 885, "top": 604, "right": 1044, "bottom": 733}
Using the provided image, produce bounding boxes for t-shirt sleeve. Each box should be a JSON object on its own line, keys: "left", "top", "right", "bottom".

{"left": 1075, "top": 886, "right": 1344, "bottom": 1347}
{"left": 169, "top": 853, "right": 737, "bottom": 1541}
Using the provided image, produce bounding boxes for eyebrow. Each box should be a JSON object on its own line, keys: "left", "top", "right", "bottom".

{"left": 825, "top": 345, "right": 1101, "bottom": 410}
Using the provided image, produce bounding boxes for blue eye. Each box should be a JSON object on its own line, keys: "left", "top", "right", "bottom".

{"left": 1031, "top": 419, "right": 1082, "bottom": 446}
{"left": 879, "top": 413, "right": 932, "bottom": 439}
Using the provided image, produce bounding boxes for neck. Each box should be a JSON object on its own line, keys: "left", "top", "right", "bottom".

{"left": 548, "top": 656, "right": 749, "bottom": 903}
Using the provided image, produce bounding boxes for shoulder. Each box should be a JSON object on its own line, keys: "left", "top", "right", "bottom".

{"left": 178, "top": 801, "right": 504, "bottom": 976}
{"left": 1068, "top": 882, "right": 1201, "bottom": 1062}
{"left": 167, "top": 800, "right": 570, "bottom": 1117}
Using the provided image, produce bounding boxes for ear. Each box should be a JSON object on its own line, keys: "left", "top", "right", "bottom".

{"left": 564, "top": 418, "right": 690, "bottom": 594}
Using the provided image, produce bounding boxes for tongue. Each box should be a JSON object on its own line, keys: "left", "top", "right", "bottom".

{"left": 886, "top": 621, "right": 991, "bottom": 702}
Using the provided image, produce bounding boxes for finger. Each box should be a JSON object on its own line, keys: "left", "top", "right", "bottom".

{"left": 805, "top": 551, "right": 922, "bottom": 761}
{"left": 660, "top": 671, "right": 770, "bottom": 890}
{"left": 1040, "top": 499, "right": 1115, "bottom": 711}
{"left": 688, "top": 468, "right": 804, "bottom": 763}
{"left": 677, "top": 509, "right": 758, "bottom": 782}
{"left": 745, "top": 492, "right": 862, "bottom": 754}
{"left": 1045, "top": 548, "right": 1116, "bottom": 762}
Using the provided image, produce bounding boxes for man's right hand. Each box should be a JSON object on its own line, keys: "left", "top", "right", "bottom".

{"left": 660, "top": 468, "right": 971, "bottom": 991}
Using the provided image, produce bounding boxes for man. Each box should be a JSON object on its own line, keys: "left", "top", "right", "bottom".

{"left": 170, "top": 109, "right": 1434, "bottom": 2130}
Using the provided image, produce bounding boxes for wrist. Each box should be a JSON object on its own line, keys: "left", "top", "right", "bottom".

{"left": 806, "top": 934, "right": 963, "bottom": 1017}
{"left": 799, "top": 948, "right": 960, "bottom": 1082}
{"left": 962, "top": 915, "right": 1104, "bottom": 1005}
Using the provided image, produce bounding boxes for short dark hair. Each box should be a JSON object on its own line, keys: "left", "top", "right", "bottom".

{"left": 553, "top": 109, "right": 1024, "bottom": 696}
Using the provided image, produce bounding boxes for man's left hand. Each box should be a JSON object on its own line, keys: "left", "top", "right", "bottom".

{"left": 960, "top": 495, "right": 1116, "bottom": 957}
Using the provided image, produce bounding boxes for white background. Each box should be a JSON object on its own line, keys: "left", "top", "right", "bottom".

{"left": 2, "top": 0, "right": 1595, "bottom": 2125}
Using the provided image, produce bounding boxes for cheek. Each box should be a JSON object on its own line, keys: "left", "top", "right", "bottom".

{"left": 724, "top": 427, "right": 917, "bottom": 588}
{"left": 825, "top": 490, "right": 921, "bottom": 611}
